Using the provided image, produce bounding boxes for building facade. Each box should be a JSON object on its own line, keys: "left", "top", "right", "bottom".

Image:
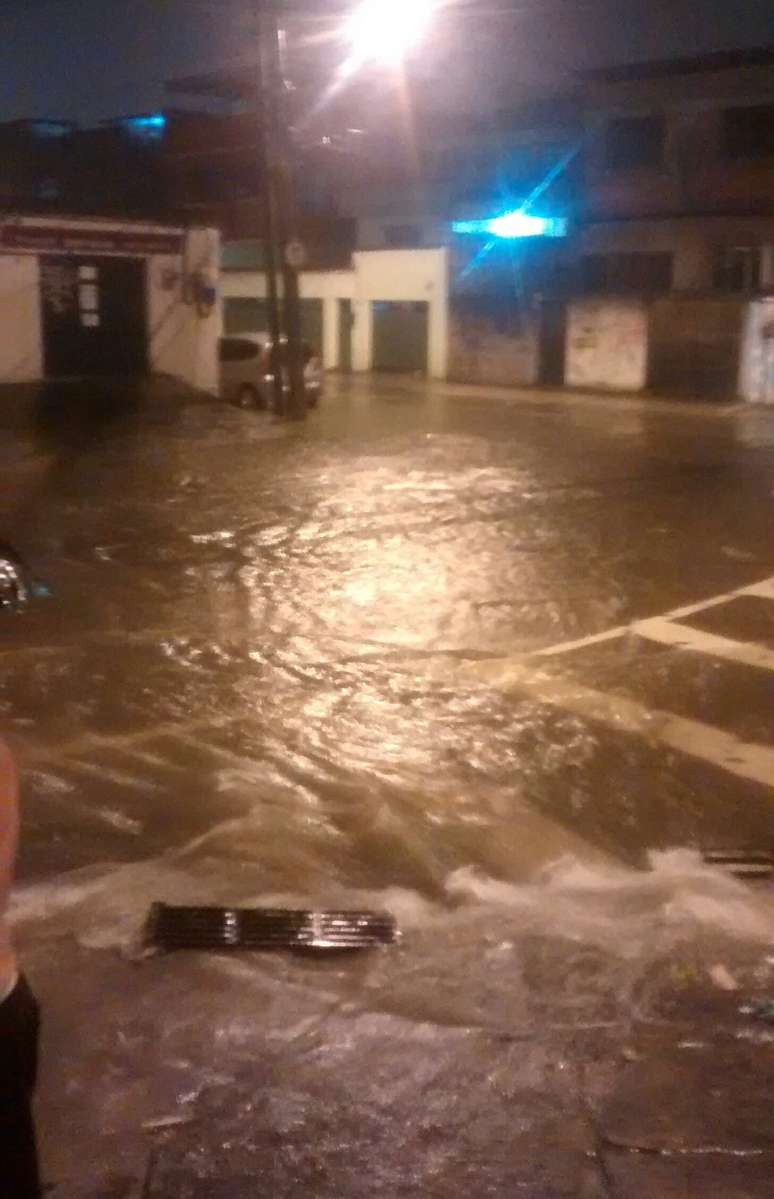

{"left": 0, "top": 115, "right": 168, "bottom": 221}
{"left": 0, "top": 215, "right": 220, "bottom": 394}
{"left": 163, "top": 69, "right": 355, "bottom": 261}
{"left": 580, "top": 48, "right": 774, "bottom": 297}
{"left": 568, "top": 48, "right": 774, "bottom": 401}
{"left": 222, "top": 248, "right": 449, "bottom": 378}
{"left": 166, "top": 47, "right": 774, "bottom": 404}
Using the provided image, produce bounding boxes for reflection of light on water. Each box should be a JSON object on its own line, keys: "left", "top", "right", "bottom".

{"left": 295, "top": 458, "right": 556, "bottom": 653}
{"left": 335, "top": 535, "right": 447, "bottom": 644}
{"left": 341, "top": 577, "right": 377, "bottom": 607}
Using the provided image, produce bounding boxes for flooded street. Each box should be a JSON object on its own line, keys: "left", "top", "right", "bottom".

{"left": 5, "top": 376, "right": 774, "bottom": 881}
{"left": 3, "top": 375, "right": 774, "bottom": 1196}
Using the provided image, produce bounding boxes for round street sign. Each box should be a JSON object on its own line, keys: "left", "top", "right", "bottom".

{"left": 285, "top": 239, "right": 307, "bottom": 269}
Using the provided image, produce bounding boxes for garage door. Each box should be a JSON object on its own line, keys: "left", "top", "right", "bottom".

{"left": 648, "top": 299, "right": 743, "bottom": 398}
{"left": 339, "top": 299, "right": 352, "bottom": 372}
{"left": 372, "top": 301, "right": 428, "bottom": 374}
{"left": 299, "top": 299, "right": 323, "bottom": 351}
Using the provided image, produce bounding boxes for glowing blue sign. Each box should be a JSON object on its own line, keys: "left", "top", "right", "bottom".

{"left": 452, "top": 210, "right": 568, "bottom": 240}
{"left": 128, "top": 114, "right": 166, "bottom": 129}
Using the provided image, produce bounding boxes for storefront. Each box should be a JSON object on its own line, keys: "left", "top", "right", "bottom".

{"left": 221, "top": 247, "right": 450, "bottom": 379}
{"left": 0, "top": 215, "right": 220, "bottom": 394}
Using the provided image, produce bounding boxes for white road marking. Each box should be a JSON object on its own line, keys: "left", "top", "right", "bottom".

{"left": 64, "top": 757, "right": 163, "bottom": 792}
{"left": 744, "top": 578, "right": 774, "bottom": 601}
{"left": 460, "top": 575, "right": 774, "bottom": 791}
{"left": 11, "top": 576, "right": 774, "bottom": 801}
{"left": 14, "top": 717, "right": 233, "bottom": 765}
{"left": 634, "top": 617, "right": 774, "bottom": 674}
{"left": 533, "top": 575, "right": 774, "bottom": 660}
{"left": 531, "top": 621, "right": 633, "bottom": 659}
{"left": 464, "top": 659, "right": 774, "bottom": 792}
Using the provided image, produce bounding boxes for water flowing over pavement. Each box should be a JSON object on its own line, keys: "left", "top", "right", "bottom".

{"left": 2, "top": 376, "right": 774, "bottom": 1196}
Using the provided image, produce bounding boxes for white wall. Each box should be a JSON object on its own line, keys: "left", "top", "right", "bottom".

{"left": 0, "top": 255, "right": 43, "bottom": 383}
{"left": 220, "top": 249, "right": 450, "bottom": 377}
{"left": 353, "top": 248, "right": 449, "bottom": 378}
{"left": 322, "top": 296, "right": 340, "bottom": 372}
{"left": 221, "top": 269, "right": 354, "bottom": 370}
{"left": 448, "top": 311, "right": 539, "bottom": 387}
{"left": 356, "top": 216, "right": 449, "bottom": 251}
{"left": 148, "top": 227, "right": 221, "bottom": 395}
{"left": 351, "top": 300, "right": 374, "bottom": 374}
{"left": 739, "top": 298, "right": 774, "bottom": 405}
{"left": 300, "top": 272, "right": 355, "bottom": 302}
{"left": 0, "top": 224, "right": 220, "bottom": 392}
{"left": 565, "top": 298, "right": 649, "bottom": 392}
{"left": 221, "top": 270, "right": 355, "bottom": 302}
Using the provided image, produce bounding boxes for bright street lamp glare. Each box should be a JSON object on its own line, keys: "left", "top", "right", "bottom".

{"left": 344, "top": 0, "right": 437, "bottom": 69}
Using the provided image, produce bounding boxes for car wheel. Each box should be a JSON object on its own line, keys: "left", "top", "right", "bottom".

{"left": 237, "top": 384, "right": 260, "bottom": 409}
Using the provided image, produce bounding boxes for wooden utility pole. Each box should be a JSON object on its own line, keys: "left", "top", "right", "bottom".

{"left": 256, "top": 43, "right": 285, "bottom": 415}
{"left": 257, "top": 0, "right": 307, "bottom": 420}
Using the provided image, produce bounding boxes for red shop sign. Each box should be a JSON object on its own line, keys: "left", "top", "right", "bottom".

{"left": 0, "top": 223, "right": 184, "bottom": 257}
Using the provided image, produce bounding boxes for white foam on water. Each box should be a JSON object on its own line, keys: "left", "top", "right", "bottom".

{"left": 24, "top": 849, "right": 773, "bottom": 1199}
{"left": 11, "top": 846, "right": 774, "bottom": 963}
{"left": 445, "top": 851, "right": 774, "bottom": 952}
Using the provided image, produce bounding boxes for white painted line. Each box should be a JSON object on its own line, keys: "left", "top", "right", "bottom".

{"left": 634, "top": 617, "right": 774, "bottom": 674}
{"left": 664, "top": 576, "right": 774, "bottom": 621}
{"left": 743, "top": 578, "right": 774, "bottom": 601}
{"left": 15, "top": 716, "right": 234, "bottom": 765}
{"left": 532, "top": 575, "right": 774, "bottom": 661}
{"left": 531, "top": 622, "right": 632, "bottom": 659}
{"left": 64, "top": 757, "right": 163, "bottom": 791}
{"left": 463, "top": 659, "right": 774, "bottom": 792}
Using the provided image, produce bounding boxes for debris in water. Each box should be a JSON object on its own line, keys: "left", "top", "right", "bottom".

{"left": 0, "top": 541, "right": 50, "bottom": 609}
{"left": 146, "top": 903, "right": 398, "bottom": 953}
{"left": 142, "top": 1114, "right": 195, "bottom": 1132}
{"left": 701, "top": 849, "right": 774, "bottom": 881}
{"left": 740, "top": 999, "right": 774, "bottom": 1026}
{"left": 708, "top": 964, "right": 739, "bottom": 992}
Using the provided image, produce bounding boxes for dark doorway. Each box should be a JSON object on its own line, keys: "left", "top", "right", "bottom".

{"left": 647, "top": 298, "right": 742, "bottom": 399}
{"left": 41, "top": 255, "right": 148, "bottom": 378}
{"left": 538, "top": 299, "right": 567, "bottom": 386}
{"left": 299, "top": 298, "right": 323, "bottom": 351}
{"left": 372, "top": 301, "right": 428, "bottom": 374}
{"left": 339, "top": 299, "right": 352, "bottom": 372}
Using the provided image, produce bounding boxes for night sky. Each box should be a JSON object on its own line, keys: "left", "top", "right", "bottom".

{"left": 1, "top": 0, "right": 774, "bottom": 124}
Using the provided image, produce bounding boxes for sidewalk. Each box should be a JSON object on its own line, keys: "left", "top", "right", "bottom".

{"left": 349, "top": 370, "right": 774, "bottom": 426}
{"left": 18, "top": 883, "right": 774, "bottom": 1199}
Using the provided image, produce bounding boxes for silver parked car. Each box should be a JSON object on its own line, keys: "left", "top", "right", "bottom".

{"left": 218, "top": 334, "right": 323, "bottom": 410}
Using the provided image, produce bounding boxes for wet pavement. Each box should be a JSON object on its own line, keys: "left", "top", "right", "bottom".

{"left": 2, "top": 374, "right": 774, "bottom": 1196}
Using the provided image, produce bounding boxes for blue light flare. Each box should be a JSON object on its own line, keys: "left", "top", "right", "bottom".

{"left": 452, "top": 210, "right": 568, "bottom": 240}
{"left": 128, "top": 114, "right": 166, "bottom": 130}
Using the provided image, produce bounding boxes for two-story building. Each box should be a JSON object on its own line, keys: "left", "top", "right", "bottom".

{"left": 158, "top": 47, "right": 774, "bottom": 403}
{"left": 581, "top": 48, "right": 774, "bottom": 295}
{"left": 568, "top": 48, "right": 774, "bottom": 400}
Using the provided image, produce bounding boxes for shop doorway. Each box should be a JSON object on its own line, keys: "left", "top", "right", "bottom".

{"left": 41, "top": 255, "right": 148, "bottom": 378}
